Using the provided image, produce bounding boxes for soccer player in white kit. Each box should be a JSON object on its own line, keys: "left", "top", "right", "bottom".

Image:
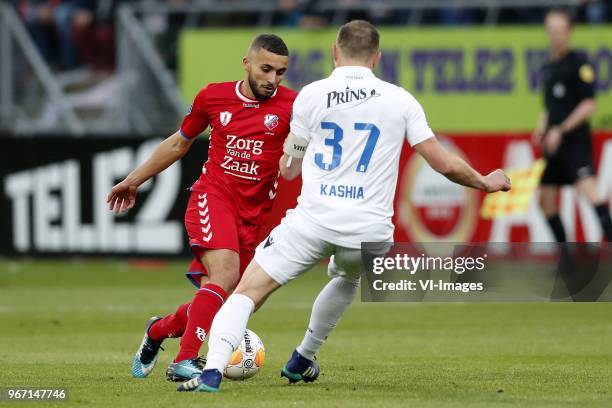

{"left": 179, "top": 20, "right": 511, "bottom": 392}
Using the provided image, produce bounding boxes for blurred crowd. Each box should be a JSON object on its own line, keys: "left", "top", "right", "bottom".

{"left": 12, "top": 0, "right": 121, "bottom": 72}
{"left": 9, "top": 0, "right": 612, "bottom": 73}
{"left": 273, "top": 0, "right": 611, "bottom": 27}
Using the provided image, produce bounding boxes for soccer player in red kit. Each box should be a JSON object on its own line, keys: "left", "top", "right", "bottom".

{"left": 107, "top": 34, "right": 297, "bottom": 381}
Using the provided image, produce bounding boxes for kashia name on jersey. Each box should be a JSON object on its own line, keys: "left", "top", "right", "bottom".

{"left": 320, "top": 183, "right": 364, "bottom": 199}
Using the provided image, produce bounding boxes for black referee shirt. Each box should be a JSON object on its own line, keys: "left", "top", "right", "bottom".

{"left": 543, "top": 50, "right": 596, "bottom": 135}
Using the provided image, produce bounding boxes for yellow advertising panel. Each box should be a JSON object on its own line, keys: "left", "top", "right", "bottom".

{"left": 180, "top": 27, "right": 612, "bottom": 132}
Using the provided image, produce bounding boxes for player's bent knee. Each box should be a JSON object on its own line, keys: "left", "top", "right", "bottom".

{"left": 200, "top": 248, "right": 241, "bottom": 291}
{"left": 574, "top": 176, "right": 601, "bottom": 203}
{"left": 208, "top": 268, "right": 240, "bottom": 292}
{"left": 234, "top": 260, "right": 280, "bottom": 306}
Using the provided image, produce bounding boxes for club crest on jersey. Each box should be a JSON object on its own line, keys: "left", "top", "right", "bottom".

{"left": 220, "top": 111, "right": 232, "bottom": 126}
{"left": 264, "top": 114, "right": 279, "bottom": 130}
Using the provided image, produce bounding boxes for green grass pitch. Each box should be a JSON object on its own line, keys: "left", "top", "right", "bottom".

{"left": 1, "top": 259, "right": 611, "bottom": 407}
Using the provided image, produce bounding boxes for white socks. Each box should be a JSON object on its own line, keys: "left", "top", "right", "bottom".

{"left": 297, "top": 276, "right": 360, "bottom": 360}
{"left": 204, "top": 293, "right": 255, "bottom": 372}
{"left": 204, "top": 277, "right": 359, "bottom": 371}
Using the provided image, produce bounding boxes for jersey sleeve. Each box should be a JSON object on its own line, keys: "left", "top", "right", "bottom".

{"left": 290, "top": 87, "right": 315, "bottom": 142}
{"left": 179, "top": 86, "right": 211, "bottom": 139}
{"left": 574, "top": 57, "right": 596, "bottom": 101}
{"left": 403, "top": 92, "right": 435, "bottom": 147}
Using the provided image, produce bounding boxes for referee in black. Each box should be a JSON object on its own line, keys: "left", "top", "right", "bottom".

{"left": 533, "top": 8, "right": 612, "bottom": 242}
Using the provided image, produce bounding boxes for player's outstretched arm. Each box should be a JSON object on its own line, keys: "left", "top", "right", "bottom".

{"left": 107, "top": 132, "right": 195, "bottom": 212}
{"left": 414, "top": 137, "right": 511, "bottom": 193}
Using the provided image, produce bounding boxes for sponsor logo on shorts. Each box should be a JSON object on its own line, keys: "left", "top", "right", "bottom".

{"left": 263, "top": 236, "right": 274, "bottom": 248}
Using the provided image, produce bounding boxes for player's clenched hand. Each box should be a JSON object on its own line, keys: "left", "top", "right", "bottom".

{"left": 484, "top": 169, "right": 511, "bottom": 193}
{"left": 107, "top": 181, "right": 138, "bottom": 213}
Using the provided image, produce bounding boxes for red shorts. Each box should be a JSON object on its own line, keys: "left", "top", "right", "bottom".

{"left": 184, "top": 188, "right": 261, "bottom": 288}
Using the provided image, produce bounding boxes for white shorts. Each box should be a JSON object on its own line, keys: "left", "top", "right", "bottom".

{"left": 254, "top": 212, "right": 364, "bottom": 285}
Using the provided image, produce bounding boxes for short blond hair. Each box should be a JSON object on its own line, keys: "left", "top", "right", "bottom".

{"left": 336, "top": 20, "right": 380, "bottom": 60}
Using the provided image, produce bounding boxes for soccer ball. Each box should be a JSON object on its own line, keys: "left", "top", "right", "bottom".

{"left": 223, "top": 329, "right": 265, "bottom": 380}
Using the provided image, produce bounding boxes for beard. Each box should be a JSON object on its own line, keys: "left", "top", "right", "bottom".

{"left": 247, "top": 75, "right": 274, "bottom": 101}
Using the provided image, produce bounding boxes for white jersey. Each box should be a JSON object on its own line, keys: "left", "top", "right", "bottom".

{"left": 289, "top": 66, "right": 434, "bottom": 248}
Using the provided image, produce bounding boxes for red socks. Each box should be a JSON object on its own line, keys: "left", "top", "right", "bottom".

{"left": 174, "top": 283, "right": 227, "bottom": 363}
{"left": 148, "top": 302, "right": 190, "bottom": 341}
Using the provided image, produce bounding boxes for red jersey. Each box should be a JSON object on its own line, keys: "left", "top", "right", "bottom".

{"left": 180, "top": 81, "right": 296, "bottom": 224}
